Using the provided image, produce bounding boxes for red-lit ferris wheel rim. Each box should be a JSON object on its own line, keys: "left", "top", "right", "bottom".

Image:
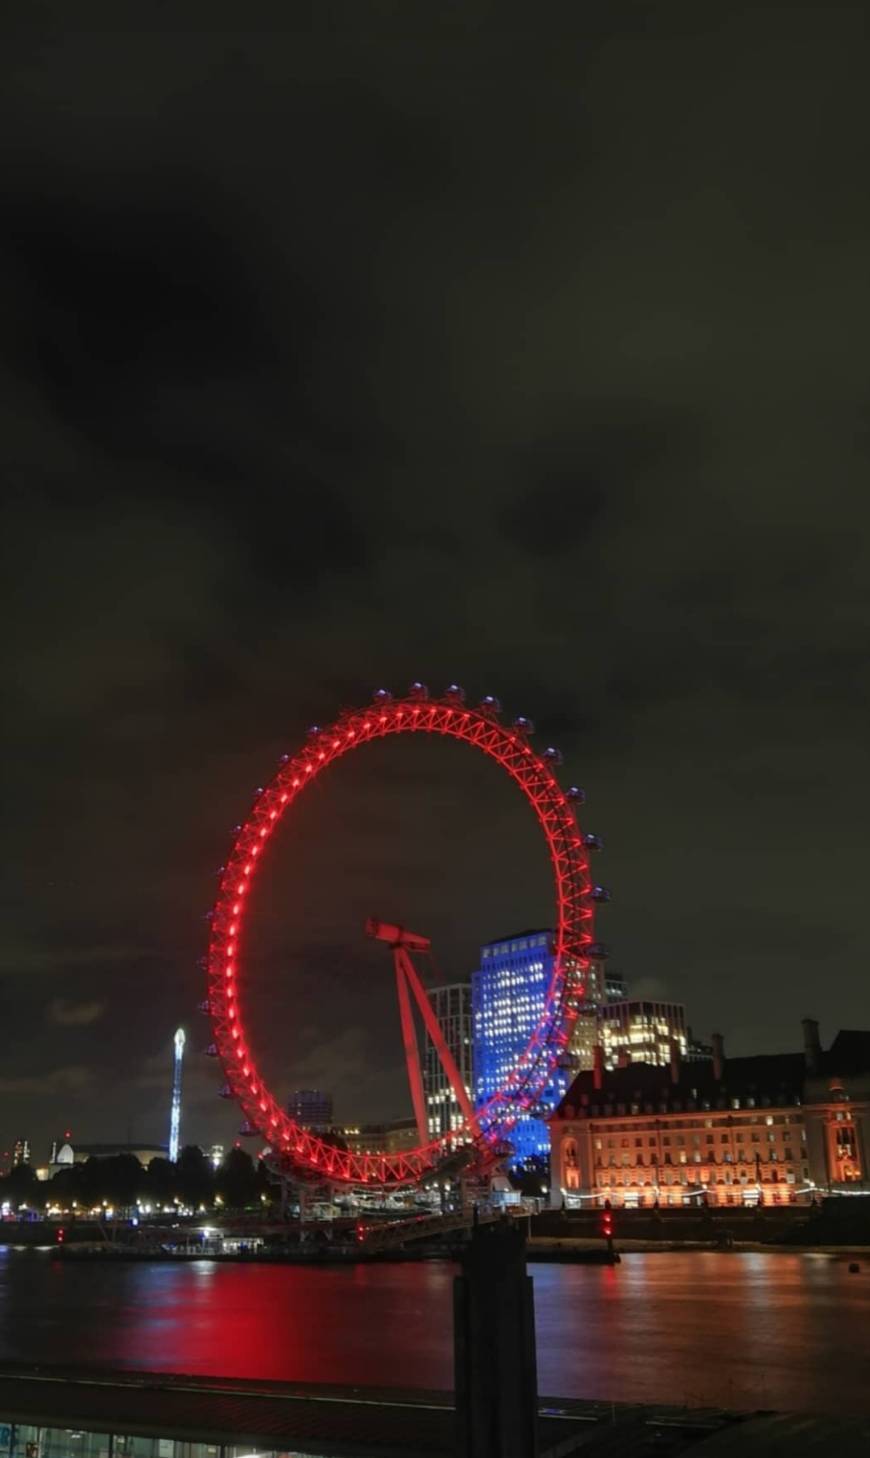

{"left": 206, "top": 687, "right": 595, "bottom": 1187}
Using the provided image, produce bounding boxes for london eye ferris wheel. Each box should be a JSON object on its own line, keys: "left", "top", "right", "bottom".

{"left": 205, "top": 683, "right": 603, "bottom": 1187}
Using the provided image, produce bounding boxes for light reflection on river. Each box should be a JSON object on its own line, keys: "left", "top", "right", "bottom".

{"left": 1, "top": 1248, "right": 868, "bottom": 1414}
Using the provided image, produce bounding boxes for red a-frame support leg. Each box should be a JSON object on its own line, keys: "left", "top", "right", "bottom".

{"left": 394, "top": 945, "right": 480, "bottom": 1142}
{"left": 366, "top": 918, "right": 480, "bottom": 1149}
{"left": 395, "top": 949, "right": 430, "bottom": 1145}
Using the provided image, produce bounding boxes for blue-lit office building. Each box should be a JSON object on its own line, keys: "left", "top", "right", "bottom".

{"left": 472, "top": 929, "right": 571, "bottom": 1165}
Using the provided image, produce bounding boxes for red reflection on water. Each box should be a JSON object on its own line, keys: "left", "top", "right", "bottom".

{"left": 1, "top": 1250, "right": 869, "bottom": 1414}
{"left": 134, "top": 1262, "right": 457, "bottom": 1387}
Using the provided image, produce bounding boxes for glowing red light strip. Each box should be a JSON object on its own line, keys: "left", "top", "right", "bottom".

{"left": 206, "top": 693, "right": 594, "bottom": 1186}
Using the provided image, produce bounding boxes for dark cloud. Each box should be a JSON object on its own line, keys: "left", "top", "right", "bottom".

{"left": 47, "top": 998, "right": 107, "bottom": 1028}
{"left": 498, "top": 412, "right": 698, "bottom": 557}
{"left": 0, "top": 1067, "right": 95, "bottom": 1098}
{"left": 2, "top": 4, "right": 870, "bottom": 1159}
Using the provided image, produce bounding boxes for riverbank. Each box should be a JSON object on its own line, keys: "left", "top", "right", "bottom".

{"left": 50, "top": 1239, "right": 621, "bottom": 1265}
{"left": 6, "top": 1233, "right": 868, "bottom": 1263}
{"left": 529, "top": 1235, "right": 870, "bottom": 1259}
{"left": 35, "top": 1230, "right": 870, "bottom": 1263}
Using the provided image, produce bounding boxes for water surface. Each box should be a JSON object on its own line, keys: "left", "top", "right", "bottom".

{"left": 1, "top": 1248, "right": 867, "bottom": 1414}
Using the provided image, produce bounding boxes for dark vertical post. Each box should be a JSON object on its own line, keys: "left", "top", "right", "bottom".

{"left": 601, "top": 1198, "right": 614, "bottom": 1257}
{"left": 454, "top": 1219, "right": 538, "bottom": 1458}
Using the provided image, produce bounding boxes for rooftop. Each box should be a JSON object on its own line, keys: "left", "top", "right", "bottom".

{"left": 480, "top": 929, "right": 552, "bottom": 955}
{"left": 3, "top": 1364, "right": 868, "bottom": 1458}
{"left": 825, "top": 1029, "right": 870, "bottom": 1074}
{"left": 554, "top": 1027, "right": 870, "bottom": 1120}
{"left": 69, "top": 1143, "right": 168, "bottom": 1156}
{"left": 555, "top": 1051, "right": 808, "bottom": 1119}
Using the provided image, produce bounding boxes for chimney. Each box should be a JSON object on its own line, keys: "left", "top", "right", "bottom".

{"left": 592, "top": 1045, "right": 604, "bottom": 1091}
{"left": 669, "top": 1039, "right": 681, "bottom": 1085}
{"left": 711, "top": 1032, "right": 725, "bottom": 1081}
{"left": 617, "top": 1049, "right": 631, "bottom": 1070}
{"left": 802, "top": 1018, "right": 821, "bottom": 1074}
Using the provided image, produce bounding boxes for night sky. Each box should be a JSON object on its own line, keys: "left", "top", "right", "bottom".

{"left": 3, "top": 7, "right": 869, "bottom": 1163}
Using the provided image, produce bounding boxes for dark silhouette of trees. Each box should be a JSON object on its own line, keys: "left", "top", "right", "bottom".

{"left": 0, "top": 1163, "right": 40, "bottom": 1205}
{"left": 508, "top": 1155, "right": 550, "bottom": 1198}
{"left": 215, "top": 1147, "right": 258, "bottom": 1208}
{"left": 78, "top": 1154, "right": 145, "bottom": 1208}
{"left": 1, "top": 1147, "right": 280, "bottom": 1213}
{"left": 176, "top": 1145, "right": 213, "bottom": 1206}
{"left": 145, "top": 1157, "right": 177, "bottom": 1205}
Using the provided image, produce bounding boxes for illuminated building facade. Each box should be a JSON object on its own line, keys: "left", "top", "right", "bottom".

{"left": 423, "top": 982, "right": 473, "bottom": 1138}
{"left": 473, "top": 930, "right": 574, "bottom": 1163}
{"left": 604, "top": 966, "right": 627, "bottom": 1002}
{"left": 801, "top": 1022, "right": 870, "bottom": 1187}
{"left": 12, "top": 1138, "right": 30, "bottom": 1168}
{"left": 597, "top": 999, "right": 688, "bottom": 1070}
{"left": 287, "top": 1089, "right": 334, "bottom": 1130}
{"left": 567, "top": 1006, "right": 600, "bottom": 1072}
{"left": 338, "top": 1118, "right": 418, "bottom": 1155}
{"left": 567, "top": 995, "right": 692, "bottom": 1075}
{"left": 550, "top": 1021, "right": 870, "bottom": 1207}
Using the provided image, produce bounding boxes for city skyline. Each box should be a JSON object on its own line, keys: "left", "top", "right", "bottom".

{"left": 2, "top": 775, "right": 865, "bottom": 1160}
{"left": 3, "top": 929, "right": 856, "bottom": 1169}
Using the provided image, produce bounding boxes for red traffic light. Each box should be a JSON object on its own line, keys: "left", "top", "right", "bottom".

{"left": 599, "top": 1208, "right": 614, "bottom": 1239}
{"left": 55, "top": 1227, "right": 65, "bottom": 1244}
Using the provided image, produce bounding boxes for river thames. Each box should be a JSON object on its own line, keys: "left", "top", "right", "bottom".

{"left": 2, "top": 1248, "right": 868, "bottom": 1415}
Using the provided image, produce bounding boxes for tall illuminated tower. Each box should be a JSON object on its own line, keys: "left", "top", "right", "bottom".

{"left": 169, "top": 1026, "right": 185, "bottom": 1162}
{"left": 472, "top": 930, "right": 572, "bottom": 1165}
{"left": 423, "top": 984, "right": 473, "bottom": 1139}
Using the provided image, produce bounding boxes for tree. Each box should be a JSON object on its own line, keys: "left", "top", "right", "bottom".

{"left": 49, "top": 1164, "right": 84, "bottom": 1207}
{"left": 215, "top": 1147, "right": 257, "bottom": 1208}
{"left": 508, "top": 1155, "right": 550, "bottom": 1198}
{"left": 0, "top": 1163, "right": 40, "bottom": 1206}
{"left": 176, "top": 1145, "right": 214, "bottom": 1206}
{"left": 254, "top": 1156, "right": 278, "bottom": 1206}
{"left": 77, "top": 1154, "right": 145, "bottom": 1209}
{"left": 146, "top": 1156, "right": 177, "bottom": 1205}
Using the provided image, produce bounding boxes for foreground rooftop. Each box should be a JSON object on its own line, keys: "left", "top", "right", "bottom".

{"left": 1, "top": 1363, "right": 868, "bottom": 1457}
